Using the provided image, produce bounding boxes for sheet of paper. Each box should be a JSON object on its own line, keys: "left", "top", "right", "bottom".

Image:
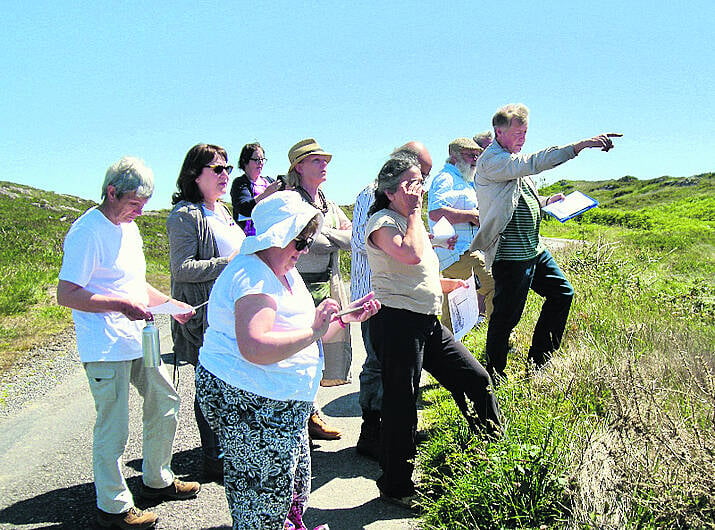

{"left": 431, "top": 216, "right": 456, "bottom": 248}
{"left": 447, "top": 275, "right": 479, "bottom": 342}
{"left": 147, "top": 301, "right": 193, "bottom": 315}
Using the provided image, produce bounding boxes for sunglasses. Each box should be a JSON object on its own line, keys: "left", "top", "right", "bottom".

{"left": 293, "top": 237, "right": 314, "bottom": 251}
{"left": 250, "top": 157, "right": 267, "bottom": 163}
{"left": 204, "top": 164, "right": 233, "bottom": 175}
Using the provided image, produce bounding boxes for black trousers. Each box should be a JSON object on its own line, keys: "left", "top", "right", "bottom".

{"left": 369, "top": 306, "right": 501, "bottom": 497}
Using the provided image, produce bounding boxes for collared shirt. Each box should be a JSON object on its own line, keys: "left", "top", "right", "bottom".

{"left": 350, "top": 182, "right": 375, "bottom": 301}
{"left": 427, "top": 163, "right": 480, "bottom": 271}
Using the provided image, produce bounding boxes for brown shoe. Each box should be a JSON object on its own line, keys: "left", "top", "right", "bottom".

{"left": 308, "top": 412, "right": 342, "bottom": 440}
{"left": 97, "top": 507, "right": 158, "bottom": 529}
{"left": 141, "top": 478, "right": 201, "bottom": 500}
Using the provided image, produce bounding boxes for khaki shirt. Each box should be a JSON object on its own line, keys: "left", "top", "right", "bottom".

{"left": 366, "top": 208, "right": 442, "bottom": 315}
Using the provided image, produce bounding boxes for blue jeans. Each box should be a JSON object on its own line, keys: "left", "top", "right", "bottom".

{"left": 486, "top": 249, "right": 574, "bottom": 378}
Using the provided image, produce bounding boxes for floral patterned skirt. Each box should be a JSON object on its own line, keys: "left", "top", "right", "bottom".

{"left": 195, "top": 364, "right": 313, "bottom": 530}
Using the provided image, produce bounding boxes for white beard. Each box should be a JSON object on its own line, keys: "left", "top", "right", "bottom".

{"left": 454, "top": 160, "right": 477, "bottom": 183}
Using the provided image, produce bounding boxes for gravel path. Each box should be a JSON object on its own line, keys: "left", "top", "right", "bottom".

{"left": 0, "top": 316, "right": 419, "bottom": 529}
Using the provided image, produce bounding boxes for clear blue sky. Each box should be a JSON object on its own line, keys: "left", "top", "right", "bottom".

{"left": 2, "top": 0, "right": 713, "bottom": 210}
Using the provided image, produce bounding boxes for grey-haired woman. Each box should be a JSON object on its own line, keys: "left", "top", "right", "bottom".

{"left": 366, "top": 156, "right": 501, "bottom": 507}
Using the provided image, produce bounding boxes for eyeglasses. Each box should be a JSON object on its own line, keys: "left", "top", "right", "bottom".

{"left": 250, "top": 157, "right": 267, "bottom": 163}
{"left": 293, "top": 237, "right": 314, "bottom": 251}
{"left": 204, "top": 164, "right": 233, "bottom": 175}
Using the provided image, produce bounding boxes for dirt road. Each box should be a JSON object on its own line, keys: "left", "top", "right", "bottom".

{"left": 0, "top": 319, "right": 418, "bottom": 529}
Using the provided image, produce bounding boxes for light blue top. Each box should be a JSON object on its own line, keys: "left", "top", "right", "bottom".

{"left": 427, "top": 163, "right": 480, "bottom": 270}
{"left": 350, "top": 182, "right": 375, "bottom": 301}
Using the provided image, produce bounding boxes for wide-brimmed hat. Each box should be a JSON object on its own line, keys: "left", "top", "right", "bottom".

{"left": 287, "top": 138, "right": 332, "bottom": 173}
{"left": 239, "top": 191, "right": 323, "bottom": 255}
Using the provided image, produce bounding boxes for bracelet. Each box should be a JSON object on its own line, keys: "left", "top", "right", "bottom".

{"left": 336, "top": 315, "right": 347, "bottom": 329}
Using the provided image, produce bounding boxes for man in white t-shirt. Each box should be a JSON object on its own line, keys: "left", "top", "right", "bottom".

{"left": 57, "top": 157, "right": 200, "bottom": 530}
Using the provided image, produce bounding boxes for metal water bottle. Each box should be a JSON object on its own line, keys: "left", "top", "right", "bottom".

{"left": 142, "top": 317, "right": 161, "bottom": 367}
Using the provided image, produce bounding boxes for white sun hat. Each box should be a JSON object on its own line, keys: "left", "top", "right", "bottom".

{"left": 239, "top": 190, "right": 323, "bottom": 255}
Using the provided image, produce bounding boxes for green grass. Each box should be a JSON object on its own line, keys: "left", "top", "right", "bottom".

{"left": 416, "top": 173, "right": 715, "bottom": 528}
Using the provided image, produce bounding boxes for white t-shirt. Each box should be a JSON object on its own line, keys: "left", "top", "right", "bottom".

{"left": 198, "top": 253, "right": 322, "bottom": 402}
{"left": 58, "top": 207, "right": 148, "bottom": 362}
{"left": 201, "top": 204, "right": 245, "bottom": 257}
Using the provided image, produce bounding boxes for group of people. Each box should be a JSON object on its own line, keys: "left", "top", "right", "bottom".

{"left": 57, "top": 103, "right": 619, "bottom": 529}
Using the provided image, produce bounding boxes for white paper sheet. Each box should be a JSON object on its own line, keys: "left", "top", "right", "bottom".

{"left": 447, "top": 275, "right": 479, "bottom": 342}
{"left": 147, "top": 301, "right": 195, "bottom": 315}
{"left": 431, "top": 216, "right": 456, "bottom": 248}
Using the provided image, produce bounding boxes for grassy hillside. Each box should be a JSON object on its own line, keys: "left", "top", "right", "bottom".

{"left": 417, "top": 173, "right": 715, "bottom": 528}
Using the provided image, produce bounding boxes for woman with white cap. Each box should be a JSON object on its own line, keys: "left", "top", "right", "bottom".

{"left": 195, "top": 191, "right": 380, "bottom": 530}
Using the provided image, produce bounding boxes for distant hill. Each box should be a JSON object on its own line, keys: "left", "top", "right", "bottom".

{"left": 541, "top": 172, "right": 714, "bottom": 210}
{"left": 540, "top": 172, "right": 714, "bottom": 231}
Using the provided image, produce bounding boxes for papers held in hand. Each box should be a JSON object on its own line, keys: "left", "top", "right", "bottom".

{"left": 431, "top": 216, "right": 456, "bottom": 248}
{"left": 542, "top": 191, "right": 599, "bottom": 222}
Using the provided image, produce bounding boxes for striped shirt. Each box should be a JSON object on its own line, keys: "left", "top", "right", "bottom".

{"left": 495, "top": 180, "right": 545, "bottom": 262}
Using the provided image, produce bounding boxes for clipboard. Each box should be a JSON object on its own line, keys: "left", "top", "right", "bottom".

{"left": 542, "top": 191, "right": 599, "bottom": 222}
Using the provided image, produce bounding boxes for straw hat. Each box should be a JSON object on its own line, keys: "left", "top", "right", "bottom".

{"left": 239, "top": 191, "right": 323, "bottom": 255}
{"left": 287, "top": 138, "right": 332, "bottom": 173}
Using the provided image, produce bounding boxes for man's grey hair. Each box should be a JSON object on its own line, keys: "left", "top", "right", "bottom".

{"left": 492, "top": 103, "right": 530, "bottom": 131}
{"left": 473, "top": 130, "right": 494, "bottom": 149}
{"left": 101, "top": 156, "right": 154, "bottom": 200}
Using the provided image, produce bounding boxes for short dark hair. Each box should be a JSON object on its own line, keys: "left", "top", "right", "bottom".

{"left": 172, "top": 144, "right": 228, "bottom": 205}
{"left": 238, "top": 143, "right": 264, "bottom": 171}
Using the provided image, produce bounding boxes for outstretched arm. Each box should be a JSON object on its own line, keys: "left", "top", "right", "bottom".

{"left": 573, "top": 133, "right": 622, "bottom": 155}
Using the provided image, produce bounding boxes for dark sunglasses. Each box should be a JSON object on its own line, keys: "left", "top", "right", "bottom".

{"left": 204, "top": 164, "right": 233, "bottom": 175}
{"left": 293, "top": 237, "right": 314, "bottom": 251}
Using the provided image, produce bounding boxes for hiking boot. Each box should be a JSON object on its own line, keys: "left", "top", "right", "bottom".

{"left": 97, "top": 507, "right": 158, "bottom": 529}
{"left": 308, "top": 412, "right": 341, "bottom": 440}
{"left": 356, "top": 414, "right": 380, "bottom": 460}
{"left": 141, "top": 478, "right": 201, "bottom": 500}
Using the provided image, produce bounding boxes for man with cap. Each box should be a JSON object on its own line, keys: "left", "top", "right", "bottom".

{"left": 471, "top": 103, "right": 621, "bottom": 379}
{"left": 57, "top": 156, "right": 200, "bottom": 530}
{"left": 427, "top": 138, "right": 495, "bottom": 332}
{"left": 285, "top": 138, "right": 352, "bottom": 441}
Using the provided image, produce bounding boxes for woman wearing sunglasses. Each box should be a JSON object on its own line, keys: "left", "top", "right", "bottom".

{"left": 284, "top": 138, "right": 353, "bottom": 442}
{"left": 195, "top": 191, "right": 380, "bottom": 529}
{"left": 166, "top": 143, "right": 246, "bottom": 479}
{"left": 366, "top": 155, "right": 501, "bottom": 508}
{"left": 230, "top": 142, "right": 283, "bottom": 236}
